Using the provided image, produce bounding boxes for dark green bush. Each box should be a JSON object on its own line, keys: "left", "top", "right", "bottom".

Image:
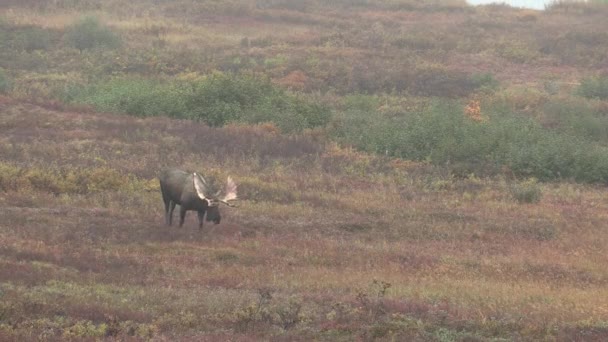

{"left": 65, "top": 73, "right": 331, "bottom": 132}
{"left": 185, "top": 73, "right": 331, "bottom": 131}
{"left": 185, "top": 73, "right": 278, "bottom": 126}
{"left": 510, "top": 178, "right": 542, "bottom": 204}
{"left": 331, "top": 100, "right": 608, "bottom": 183}
{"left": 63, "top": 78, "right": 188, "bottom": 118}
{"left": 577, "top": 75, "right": 608, "bottom": 100}
{"left": 541, "top": 97, "right": 608, "bottom": 143}
{"left": 64, "top": 16, "right": 121, "bottom": 51}
{"left": 470, "top": 72, "right": 499, "bottom": 92}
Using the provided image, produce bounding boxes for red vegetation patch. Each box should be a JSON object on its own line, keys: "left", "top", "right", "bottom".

{"left": 0, "top": 95, "right": 15, "bottom": 105}
{"left": 275, "top": 70, "right": 310, "bottom": 91}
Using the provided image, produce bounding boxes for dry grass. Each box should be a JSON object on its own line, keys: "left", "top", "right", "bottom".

{"left": 1, "top": 100, "right": 608, "bottom": 340}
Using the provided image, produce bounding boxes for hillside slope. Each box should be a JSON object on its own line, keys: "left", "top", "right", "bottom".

{"left": 2, "top": 98, "right": 608, "bottom": 340}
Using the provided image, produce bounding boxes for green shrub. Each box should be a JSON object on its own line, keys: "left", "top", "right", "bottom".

{"left": 541, "top": 96, "right": 608, "bottom": 143}
{"left": 64, "top": 16, "right": 121, "bottom": 50}
{"left": 65, "top": 73, "right": 331, "bottom": 132}
{"left": 343, "top": 94, "right": 380, "bottom": 112}
{"left": 245, "top": 93, "right": 331, "bottom": 132}
{"left": 510, "top": 178, "right": 542, "bottom": 204}
{"left": 64, "top": 78, "right": 188, "bottom": 118}
{"left": 181, "top": 73, "right": 330, "bottom": 130}
{"left": 577, "top": 75, "right": 608, "bottom": 100}
{"left": 0, "top": 162, "right": 23, "bottom": 191}
{"left": 496, "top": 39, "right": 539, "bottom": 63}
{"left": 0, "top": 68, "right": 11, "bottom": 94}
{"left": 62, "top": 320, "right": 107, "bottom": 339}
{"left": 185, "top": 73, "right": 278, "bottom": 126}
{"left": 331, "top": 100, "right": 608, "bottom": 183}
{"left": 470, "top": 72, "right": 499, "bottom": 92}
{"left": 489, "top": 86, "right": 548, "bottom": 114}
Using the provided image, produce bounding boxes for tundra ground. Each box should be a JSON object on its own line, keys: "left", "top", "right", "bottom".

{"left": 1, "top": 99, "right": 608, "bottom": 340}
{"left": 2, "top": 0, "right": 608, "bottom": 340}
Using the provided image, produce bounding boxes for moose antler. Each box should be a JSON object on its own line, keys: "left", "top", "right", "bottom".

{"left": 219, "top": 176, "right": 238, "bottom": 207}
{"left": 192, "top": 173, "right": 209, "bottom": 200}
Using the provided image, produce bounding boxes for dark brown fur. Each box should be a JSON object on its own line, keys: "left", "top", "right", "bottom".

{"left": 159, "top": 168, "right": 221, "bottom": 229}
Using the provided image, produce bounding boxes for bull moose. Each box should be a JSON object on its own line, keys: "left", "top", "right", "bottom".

{"left": 159, "top": 168, "right": 237, "bottom": 229}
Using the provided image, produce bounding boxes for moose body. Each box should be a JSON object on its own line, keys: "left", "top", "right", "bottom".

{"left": 159, "top": 168, "right": 237, "bottom": 229}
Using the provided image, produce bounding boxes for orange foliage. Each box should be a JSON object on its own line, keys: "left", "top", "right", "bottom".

{"left": 225, "top": 122, "right": 281, "bottom": 135}
{"left": 389, "top": 158, "right": 427, "bottom": 172}
{"left": 275, "top": 70, "right": 309, "bottom": 91}
{"left": 464, "top": 99, "right": 486, "bottom": 123}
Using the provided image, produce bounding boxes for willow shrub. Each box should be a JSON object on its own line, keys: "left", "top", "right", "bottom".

{"left": 64, "top": 73, "right": 331, "bottom": 133}
{"left": 332, "top": 100, "right": 608, "bottom": 183}
{"left": 63, "top": 78, "right": 189, "bottom": 118}
{"left": 577, "top": 75, "right": 608, "bottom": 100}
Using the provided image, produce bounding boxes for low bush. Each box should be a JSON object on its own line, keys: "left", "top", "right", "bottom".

{"left": 66, "top": 73, "right": 332, "bottom": 132}
{"left": 470, "top": 72, "right": 500, "bottom": 93}
{"left": 231, "top": 289, "right": 305, "bottom": 332}
{"left": 63, "top": 78, "right": 188, "bottom": 118}
{"left": 331, "top": 100, "right": 608, "bottom": 183}
{"left": 496, "top": 39, "right": 540, "bottom": 64}
{"left": 0, "top": 163, "right": 145, "bottom": 195}
{"left": 489, "top": 86, "right": 548, "bottom": 114}
{"left": 541, "top": 96, "right": 608, "bottom": 143}
{"left": 510, "top": 178, "right": 542, "bottom": 204}
{"left": 577, "top": 75, "right": 608, "bottom": 100}
{"left": 64, "top": 16, "right": 121, "bottom": 51}
{"left": 185, "top": 72, "right": 279, "bottom": 126}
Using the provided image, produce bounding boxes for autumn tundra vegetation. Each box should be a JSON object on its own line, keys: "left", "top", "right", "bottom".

{"left": 1, "top": 0, "right": 608, "bottom": 340}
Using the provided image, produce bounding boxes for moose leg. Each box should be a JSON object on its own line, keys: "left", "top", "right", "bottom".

{"left": 197, "top": 210, "right": 205, "bottom": 230}
{"left": 178, "top": 206, "right": 187, "bottom": 227}
{"left": 163, "top": 200, "right": 171, "bottom": 225}
{"left": 168, "top": 201, "right": 177, "bottom": 226}
{"left": 162, "top": 191, "right": 171, "bottom": 225}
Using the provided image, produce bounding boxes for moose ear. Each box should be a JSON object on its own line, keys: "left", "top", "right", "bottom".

{"left": 192, "top": 173, "right": 207, "bottom": 200}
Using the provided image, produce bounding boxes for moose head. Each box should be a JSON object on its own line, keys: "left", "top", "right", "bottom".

{"left": 192, "top": 173, "right": 238, "bottom": 224}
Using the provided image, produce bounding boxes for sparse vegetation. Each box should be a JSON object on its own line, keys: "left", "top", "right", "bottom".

{"left": 511, "top": 177, "right": 543, "bottom": 203}
{"left": 2, "top": 0, "right": 608, "bottom": 340}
